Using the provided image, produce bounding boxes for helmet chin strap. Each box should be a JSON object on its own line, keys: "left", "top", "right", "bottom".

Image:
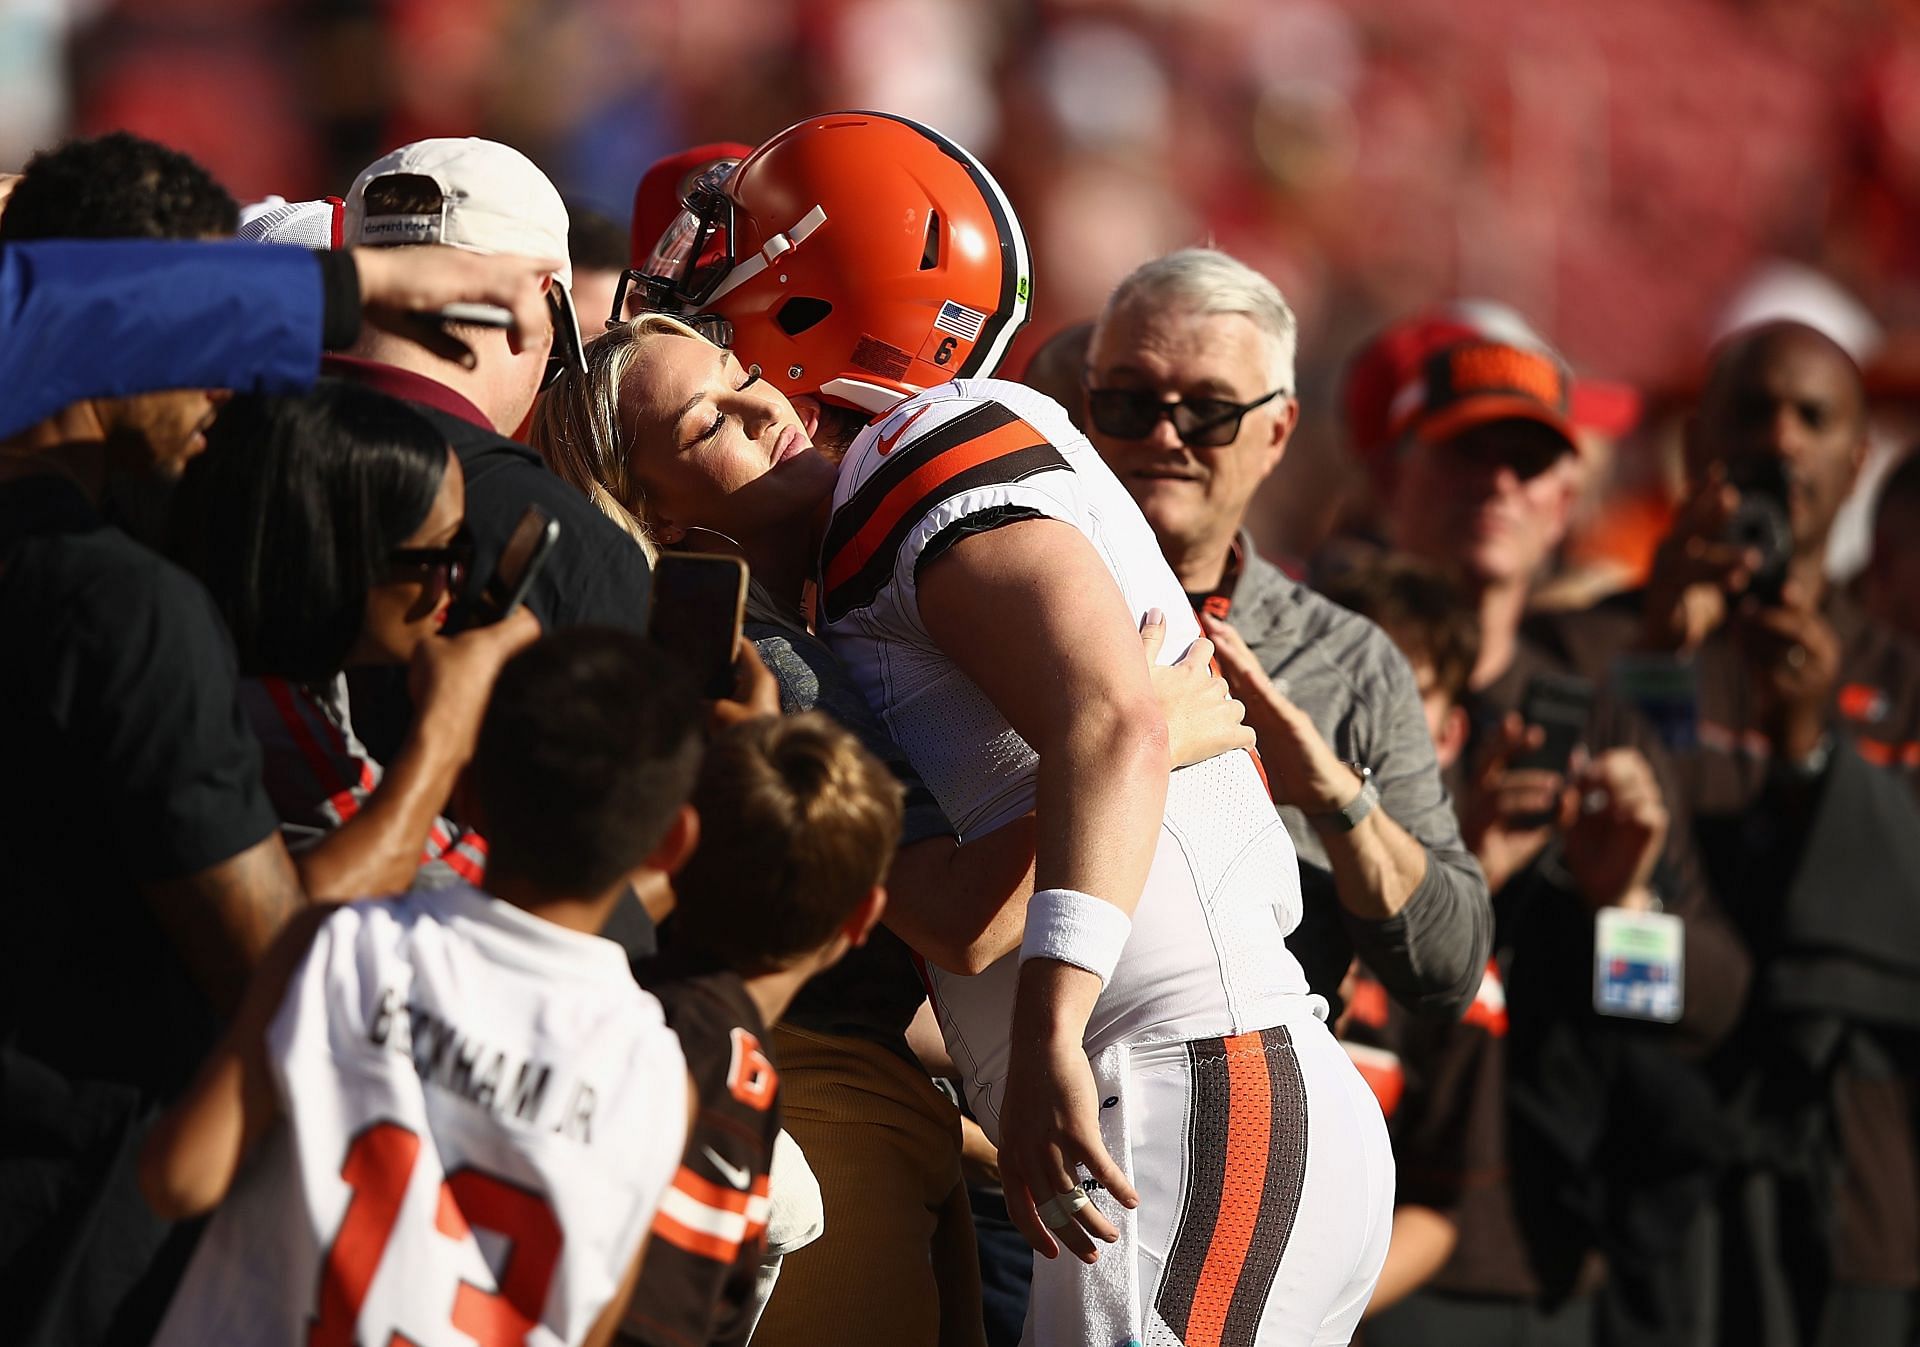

{"left": 706, "top": 205, "right": 828, "bottom": 306}
{"left": 817, "top": 378, "right": 916, "bottom": 415}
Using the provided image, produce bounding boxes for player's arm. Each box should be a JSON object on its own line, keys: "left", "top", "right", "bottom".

{"left": 917, "top": 517, "right": 1161, "bottom": 1258}
{"left": 887, "top": 614, "right": 1246, "bottom": 975}
{"left": 138, "top": 904, "right": 334, "bottom": 1219}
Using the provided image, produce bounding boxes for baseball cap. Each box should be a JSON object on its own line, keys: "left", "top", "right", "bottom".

{"left": 1343, "top": 301, "right": 1640, "bottom": 474}
{"left": 1392, "top": 338, "right": 1577, "bottom": 454}
{"left": 238, "top": 195, "right": 344, "bottom": 249}
{"left": 344, "top": 138, "right": 583, "bottom": 377}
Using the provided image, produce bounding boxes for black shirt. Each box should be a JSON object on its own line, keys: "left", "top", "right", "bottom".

{"left": 0, "top": 471, "right": 281, "bottom": 1344}
{"left": 323, "top": 360, "right": 660, "bottom": 962}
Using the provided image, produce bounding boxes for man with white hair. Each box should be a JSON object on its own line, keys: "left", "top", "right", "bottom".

{"left": 1084, "top": 248, "right": 1492, "bottom": 1021}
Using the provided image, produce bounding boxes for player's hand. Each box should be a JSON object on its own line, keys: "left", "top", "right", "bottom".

{"left": 1142, "top": 610, "right": 1254, "bottom": 768}
{"left": 0, "top": 173, "right": 20, "bottom": 224}
{"left": 352, "top": 245, "right": 560, "bottom": 363}
{"left": 707, "top": 638, "right": 781, "bottom": 732}
{"left": 407, "top": 607, "right": 541, "bottom": 767}
{"left": 1458, "top": 713, "right": 1559, "bottom": 893}
{"left": 1560, "top": 747, "right": 1668, "bottom": 910}
{"left": 1641, "top": 464, "right": 1756, "bottom": 654}
{"left": 1200, "top": 610, "right": 1356, "bottom": 812}
{"left": 998, "top": 961, "right": 1138, "bottom": 1263}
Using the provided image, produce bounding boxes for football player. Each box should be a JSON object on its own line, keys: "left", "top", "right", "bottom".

{"left": 551, "top": 113, "right": 1394, "bottom": 1345}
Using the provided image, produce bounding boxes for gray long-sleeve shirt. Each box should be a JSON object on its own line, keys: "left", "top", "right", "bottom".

{"left": 1221, "top": 538, "right": 1492, "bottom": 1018}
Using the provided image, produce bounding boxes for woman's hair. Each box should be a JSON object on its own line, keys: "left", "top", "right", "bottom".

{"left": 170, "top": 381, "right": 450, "bottom": 682}
{"left": 530, "top": 314, "right": 715, "bottom": 559}
{"left": 532, "top": 315, "right": 867, "bottom": 559}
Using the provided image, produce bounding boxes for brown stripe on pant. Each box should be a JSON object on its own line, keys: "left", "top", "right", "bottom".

{"left": 750, "top": 1025, "right": 988, "bottom": 1347}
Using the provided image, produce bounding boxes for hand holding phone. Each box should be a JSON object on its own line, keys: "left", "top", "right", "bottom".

{"left": 648, "top": 553, "right": 750, "bottom": 699}
{"left": 473, "top": 506, "right": 561, "bottom": 626}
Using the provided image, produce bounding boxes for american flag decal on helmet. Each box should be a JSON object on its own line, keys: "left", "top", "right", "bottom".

{"left": 934, "top": 300, "right": 987, "bottom": 342}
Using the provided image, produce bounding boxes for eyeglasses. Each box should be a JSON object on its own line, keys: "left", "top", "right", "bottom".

{"left": 389, "top": 526, "right": 473, "bottom": 596}
{"left": 1085, "top": 386, "right": 1287, "bottom": 448}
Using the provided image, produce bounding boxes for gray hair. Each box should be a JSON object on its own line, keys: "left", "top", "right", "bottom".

{"left": 1098, "top": 248, "right": 1297, "bottom": 393}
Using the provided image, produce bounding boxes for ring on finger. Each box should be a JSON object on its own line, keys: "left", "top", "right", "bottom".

{"left": 1786, "top": 643, "right": 1808, "bottom": 670}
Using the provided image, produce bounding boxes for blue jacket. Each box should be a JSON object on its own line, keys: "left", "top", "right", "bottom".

{"left": 1, "top": 239, "right": 323, "bottom": 439}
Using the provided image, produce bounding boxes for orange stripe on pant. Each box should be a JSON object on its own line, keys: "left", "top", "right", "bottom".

{"left": 1184, "top": 1030, "right": 1275, "bottom": 1347}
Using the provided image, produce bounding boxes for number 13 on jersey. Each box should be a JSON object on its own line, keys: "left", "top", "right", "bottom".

{"left": 310, "top": 1121, "right": 563, "bottom": 1347}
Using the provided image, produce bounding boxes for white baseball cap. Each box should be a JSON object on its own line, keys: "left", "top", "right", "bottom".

{"left": 345, "top": 138, "right": 583, "bottom": 376}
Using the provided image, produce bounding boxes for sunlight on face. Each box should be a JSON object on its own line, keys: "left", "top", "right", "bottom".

{"left": 619, "top": 332, "right": 838, "bottom": 543}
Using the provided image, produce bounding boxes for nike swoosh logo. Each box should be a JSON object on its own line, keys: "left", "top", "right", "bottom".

{"left": 703, "top": 1145, "right": 753, "bottom": 1190}
{"left": 875, "top": 405, "right": 931, "bottom": 457}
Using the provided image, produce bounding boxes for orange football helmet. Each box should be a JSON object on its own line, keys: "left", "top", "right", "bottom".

{"left": 633, "top": 111, "right": 1033, "bottom": 414}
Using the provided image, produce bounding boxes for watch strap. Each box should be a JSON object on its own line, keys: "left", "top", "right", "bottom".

{"left": 1316, "top": 764, "right": 1379, "bottom": 833}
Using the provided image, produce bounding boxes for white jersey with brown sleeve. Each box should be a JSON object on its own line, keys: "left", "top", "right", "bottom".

{"left": 152, "top": 884, "right": 689, "bottom": 1347}
{"left": 816, "top": 378, "right": 1321, "bottom": 1143}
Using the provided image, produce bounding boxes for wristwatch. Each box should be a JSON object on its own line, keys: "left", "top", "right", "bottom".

{"left": 1313, "top": 762, "right": 1379, "bottom": 833}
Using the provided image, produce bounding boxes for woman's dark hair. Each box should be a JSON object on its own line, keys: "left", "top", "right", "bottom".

{"left": 171, "top": 381, "right": 451, "bottom": 682}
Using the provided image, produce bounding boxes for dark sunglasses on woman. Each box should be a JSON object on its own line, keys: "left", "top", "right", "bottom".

{"left": 389, "top": 525, "right": 474, "bottom": 597}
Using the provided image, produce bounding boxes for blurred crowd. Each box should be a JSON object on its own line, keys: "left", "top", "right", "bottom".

{"left": 23, "top": 0, "right": 1920, "bottom": 561}
{"left": 3, "top": 8, "right": 1920, "bottom": 1347}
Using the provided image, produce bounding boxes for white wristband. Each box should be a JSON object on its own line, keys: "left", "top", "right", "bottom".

{"left": 1019, "top": 888, "right": 1133, "bottom": 987}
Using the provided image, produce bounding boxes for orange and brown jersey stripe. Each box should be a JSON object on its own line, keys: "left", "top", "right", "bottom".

{"left": 1153, "top": 1026, "right": 1309, "bottom": 1347}
{"left": 652, "top": 1164, "right": 773, "bottom": 1265}
{"left": 819, "top": 401, "right": 1070, "bottom": 624}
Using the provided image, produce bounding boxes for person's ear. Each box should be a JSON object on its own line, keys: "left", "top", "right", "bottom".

{"left": 1435, "top": 703, "right": 1470, "bottom": 772}
{"left": 644, "top": 803, "right": 700, "bottom": 877}
{"left": 791, "top": 393, "right": 824, "bottom": 440}
{"left": 841, "top": 885, "right": 887, "bottom": 950}
{"left": 1260, "top": 396, "right": 1301, "bottom": 478}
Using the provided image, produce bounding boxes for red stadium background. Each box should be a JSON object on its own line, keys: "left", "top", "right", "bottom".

{"left": 15, "top": 0, "right": 1920, "bottom": 575}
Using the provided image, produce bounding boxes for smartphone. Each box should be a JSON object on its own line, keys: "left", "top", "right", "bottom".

{"left": 474, "top": 506, "right": 561, "bottom": 624}
{"left": 1511, "top": 671, "right": 1594, "bottom": 776}
{"left": 1723, "top": 455, "right": 1793, "bottom": 607}
{"left": 648, "top": 553, "right": 750, "bottom": 699}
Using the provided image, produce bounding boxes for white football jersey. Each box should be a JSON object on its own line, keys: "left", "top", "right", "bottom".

{"left": 153, "top": 885, "right": 688, "bottom": 1347}
{"left": 817, "top": 379, "right": 1318, "bottom": 1140}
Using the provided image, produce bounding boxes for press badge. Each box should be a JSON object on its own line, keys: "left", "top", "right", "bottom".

{"left": 1594, "top": 907, "right": 1684, "bottom": 1022}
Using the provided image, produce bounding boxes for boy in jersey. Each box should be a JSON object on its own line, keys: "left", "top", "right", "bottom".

{"left": 138, "top": 629, "right": 704, "bottom": 1347}
{"left": 621, "top": 711, "right": 900, "bottom": 1347}
{"left": 613, "top": 112, "right": 1394, "bottom": 1345}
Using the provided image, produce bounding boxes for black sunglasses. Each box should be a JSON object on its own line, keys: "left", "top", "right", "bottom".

{"left": 1085, "top": 386, "right": 1287, "bottom": 448}
{"left": 389, "top": 525, "right": 474, "bottom": 596}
